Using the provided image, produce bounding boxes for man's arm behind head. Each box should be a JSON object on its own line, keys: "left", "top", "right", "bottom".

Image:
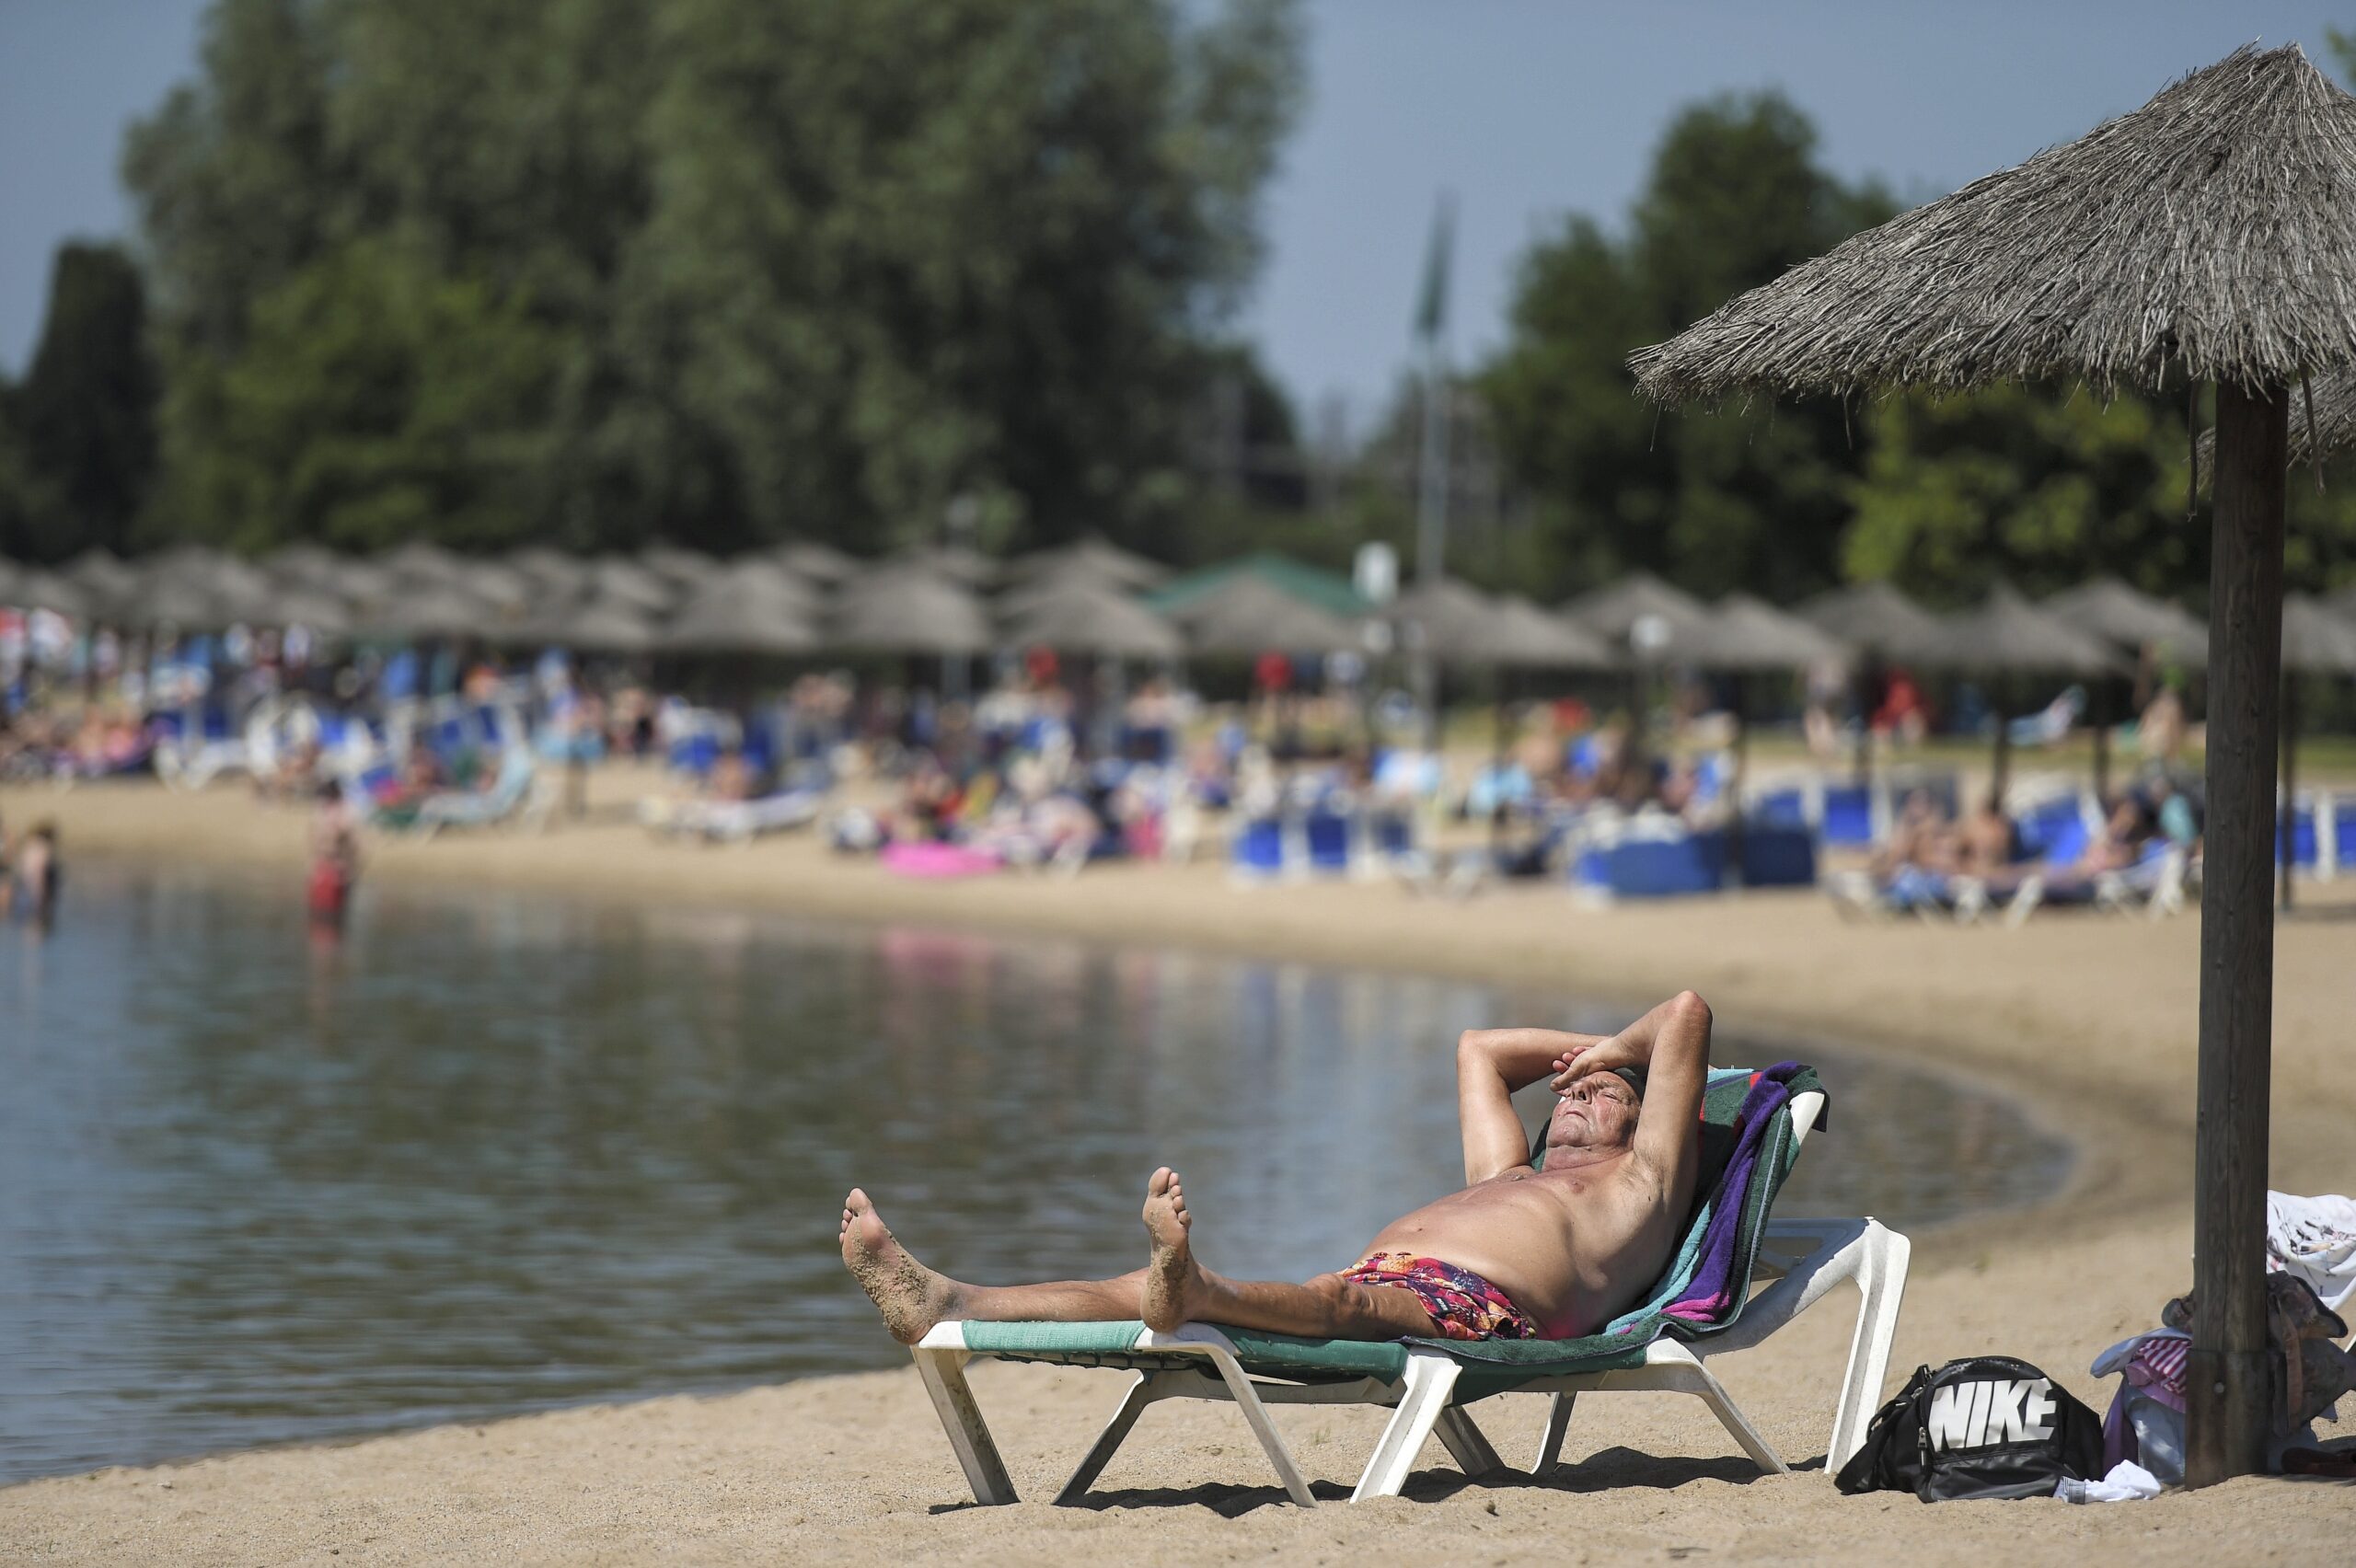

{"left": 1626, "top": 992, "right": 1711, "bottom": 1193}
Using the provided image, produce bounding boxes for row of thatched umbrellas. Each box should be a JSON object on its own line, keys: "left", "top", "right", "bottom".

{"left": 14, "top": 534, "right": 2349, "bottom": 678}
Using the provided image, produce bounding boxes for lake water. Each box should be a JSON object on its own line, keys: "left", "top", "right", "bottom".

{"left": 0, "top": 863, "right": 2071, "bottom": 1485}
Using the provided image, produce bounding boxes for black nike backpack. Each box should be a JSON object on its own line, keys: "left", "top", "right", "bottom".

{"left": 1834, "top": 1355, "right": 2106, "bottom": 1501}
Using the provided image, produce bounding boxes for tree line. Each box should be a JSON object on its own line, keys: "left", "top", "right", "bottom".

{"left": 1, "top": 2, "right": 2350, "bottom": 612}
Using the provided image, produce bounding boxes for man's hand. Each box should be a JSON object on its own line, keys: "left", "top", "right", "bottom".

{"left": 1546, "top": 1034, "right": 1642, "bottom": 1093}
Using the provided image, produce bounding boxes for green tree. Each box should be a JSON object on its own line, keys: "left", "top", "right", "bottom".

{"left": 162, "top": 239, "right": 561, "bottom": 554}
{"left": 122, "top": 0, "right": 1304, "bottom": 556}
{"left": 1842, "top": 386, "right": 2203, "bottom": 605}
{"left": 1481, "top": 93, "right": 1893, "bottom": 602}
{"left": 9, "top": 243, "right": 161, "bottom": 561}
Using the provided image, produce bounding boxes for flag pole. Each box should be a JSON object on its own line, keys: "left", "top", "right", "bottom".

{"left": 1412, "top": 190, "right": 1455, "bottom": 748}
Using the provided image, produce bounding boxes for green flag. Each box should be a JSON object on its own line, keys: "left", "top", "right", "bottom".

{"left": 1413, "top": 190, "right": 1455, "bottom": 343}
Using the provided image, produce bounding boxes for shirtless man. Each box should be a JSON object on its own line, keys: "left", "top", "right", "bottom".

{"left": 840, "top": 991, "right": 1710, "bottom": 1345}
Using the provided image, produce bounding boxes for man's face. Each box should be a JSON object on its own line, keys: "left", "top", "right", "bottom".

{"left": 1548, "top": 1074, "right": 1640, "bottom": 1151}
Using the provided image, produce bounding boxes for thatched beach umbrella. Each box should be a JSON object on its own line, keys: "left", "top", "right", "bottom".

{"left": 269, "top": 585, "right": 354, "bottom": 639}
{"left": 889, "top": 543, "right": 999, "bottom": 590}
{"left": 358, "top": 581, "right": 504, "bottom": 640}
{"left": 2273, "top": 594, "right": 2356, "bottom": 911}
{"left": 640, "top": 544, "right": 722, "bottom": 588}
{"left": 1914, "top": 583, "right": 2123, "bottom": 802}
{"left": 1685, "top": 596, "right": 1852, "bottom": 877}
{"left": 1009, "top": 536, "right": 1167, "bottom": 591}
{"left": 2043, "top": 577, "right": 2208, "bottom": 665}
{"left": 1632, "top": 43, "right": 2356, "bottom": 1480}
{"left": 662, "top": 569, "right": 822, "bottom": 656}
{"left": 139, "top": 575, "right": 230, "bottom": 631}
{"left": 2043, "top": 578, "right": 2210, "bottom": 799}
{"left": 504, "top": 546, "right": 591, "bottom": 597}
{"left": 7, "top": 568, "right": 96, "bottom": 619}
{"left": 62, "top": 547, "right": 140, "bottom": 612}
{"left": 1794, "top": 582, "right": 1947, "bottom": 663}
{"left": 767, "top": 539, "right": 858, "bottom": 584}
{"left": 1481, "top": 596, "right": 1618, "bottom": 670}
{"left": 504, "top": 593, "right": 657, "bottom": 654}
{"left": 830, "top": 565, "right": 993, "bottom": 655}
{"left": 1167, "top": 572, "right": 1363, "bottom": 657}
{"left": 583, "top": 556, "right": 678, "bottom": 616}
{"left": 1559, "top": 571, "right": 1711, "bottom": 653}
{"left": 997, "top": 582, "right": 1181, "bottom": 660}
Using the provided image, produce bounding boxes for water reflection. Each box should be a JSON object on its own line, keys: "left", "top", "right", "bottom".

{"left": 0, "top": 864, "right": 2069, "bottom": 1484}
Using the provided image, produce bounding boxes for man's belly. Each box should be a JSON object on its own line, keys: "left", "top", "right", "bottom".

{"left": 1358, "top": 1176, "right": 1657, "bottom": 1339}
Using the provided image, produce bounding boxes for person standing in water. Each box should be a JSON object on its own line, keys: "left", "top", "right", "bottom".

{"left": 307, "top": 779, "right": 361, "bottom": 930}
{"left": 6, "top": 820, "right": 61, "bottom": 927}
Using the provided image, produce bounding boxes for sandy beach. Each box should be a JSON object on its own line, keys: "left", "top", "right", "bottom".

{"left": 3, "top": 769, "right": 2350, "bottom": 1564}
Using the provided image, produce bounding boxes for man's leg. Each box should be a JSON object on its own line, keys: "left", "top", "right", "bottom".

{"left": 840, "top": 1189, "right": 1146, "bottom": 1343}
{"left": 1141, "top": 1168, "right": 1439, "bottom": 1341}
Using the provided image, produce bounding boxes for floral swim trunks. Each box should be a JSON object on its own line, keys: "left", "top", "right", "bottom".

{"left": 1340, "top": 1251, "right": 1538, "bottom": 1341}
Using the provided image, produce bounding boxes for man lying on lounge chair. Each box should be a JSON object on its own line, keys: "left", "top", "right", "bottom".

{"left": 840, "top": 991, "right": 1711, "bottom": 1346}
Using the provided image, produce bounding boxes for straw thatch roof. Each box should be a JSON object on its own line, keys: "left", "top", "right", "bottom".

{"left": 63, "top": 548, "right": 139, "bottom": 602}
{"left": 1480, "top": 595, "right": 1620, "bottom": 669}
{"left": 1918, "top": 582, "right": 2125, "bottom": 674}
{"left": 767, "top": 540, "right": 858, "bottom": 583}
{"left": 507, "top": 594, "right": 657, "bottom": 652}
{"left": 1633, "top": 46, "right": 2356, "bottom": 404}
{"left": 2281, "top": 594, "right": 2356, "bottom": 673}
{"left": 583, "top": 556, "right": 677, "bottom": 614}
{"left": 140, "top": 576, "right": 231, "bottom": 629}
{"left": 830, "top": 566, "right": 993, "bottom": 654}
{"left": 890, "top": 544, "right": 999, "bottom": 589}
{"left": 358, "top": 581, "right": 504, "bottom": 640}
{"left": 997, "top": 582, "right": 1181, "bottom": 658}
{"left": 1009, "top": 536, "right": 1167, "bottom": 591}
{"left": 271, "top": 586, "right": 356, "bottom": 637}
{"left": 640, "top": 545, "right": 722, "bottom": 587}
{"left": 505, "top": 547, "right": 591, "bottom": 595}
{"left": 1794, "top": 582, "right": 1947, "bottom": 661}
{"left": 1691, "top": 594, "right": 1852, "bottom": 670}
{"left": 1560, "top": 571, "right": 1712, "bottom": 651}
{"left": 1169, "top": 574, "right": 1363, "bottom": 655}
{"left": 2041, "top": 577, "right": 2208, "bottom": 663}
{"left": 662, "top": 571, "right": 821, "bottom": 655}
{"left": 1392, "top": 578, "right": 1503, "bottom": 660}
{"left": 6, "top": 569, "right": 95, "bottom": 618}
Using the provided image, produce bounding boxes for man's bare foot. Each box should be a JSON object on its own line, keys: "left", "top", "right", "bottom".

{"left": 839, "top": 1188, "right": 961, "bottom": 1343}
{"left": 1141, "top": 1166, "right": 1211, "bottom": 1332}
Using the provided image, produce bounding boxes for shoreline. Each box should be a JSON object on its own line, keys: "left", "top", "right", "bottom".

{"left": 4, "top": 774, "right": 2350, "bottom": 1562}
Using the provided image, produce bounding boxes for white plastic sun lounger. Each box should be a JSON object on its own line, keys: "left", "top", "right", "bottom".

{"left": 907, "top": 1089, "right": 1909, "bottom": 1506}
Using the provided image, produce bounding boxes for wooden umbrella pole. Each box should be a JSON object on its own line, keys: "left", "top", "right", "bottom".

{"left": 2278, "top": 674, "right": 2298, "bottom": 914}
{"left": 2091, "top": 676, "right": 2111, "bottom": 803}
{"left": 2187, "top": 378, "right": 2287, "bottom": 1487}
{"left": 1727, "top": 674, "right": 1750, "bottom": 888}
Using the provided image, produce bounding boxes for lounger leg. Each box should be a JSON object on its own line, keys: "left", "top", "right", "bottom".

{"left": 1681, "top": 1360, "right": 1788, "bottom": 1475}
{"left": 1827, "top": 1223, "right": 1911, "bottom": 1469}
{"left": 1203, "top": 1348, "right": 1317, "bottom": 1507}
{"left": 1432, "top": 1405, "right": 1504, "bottom": 1478}
{"left": 1530, "top": 1390, "right": 1576, "bottom": 1474}
{"left": 1055, "top": 1372, "right": 1163, "bottom": 1505}
{"left": 1351, "top": 1352, "right": 1460, "bottom": 1503}
{"left": 912, "top": 1347, "right": 1018, "bottom": 1505}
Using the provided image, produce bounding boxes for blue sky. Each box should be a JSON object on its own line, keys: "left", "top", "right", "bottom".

{"left": 4, "top": 1, "right": 2349, "bottom": 436}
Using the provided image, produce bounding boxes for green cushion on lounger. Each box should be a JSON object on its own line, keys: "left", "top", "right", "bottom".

{"left": 966, "top": 1065, "right": 1820, "bottom": 1401}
